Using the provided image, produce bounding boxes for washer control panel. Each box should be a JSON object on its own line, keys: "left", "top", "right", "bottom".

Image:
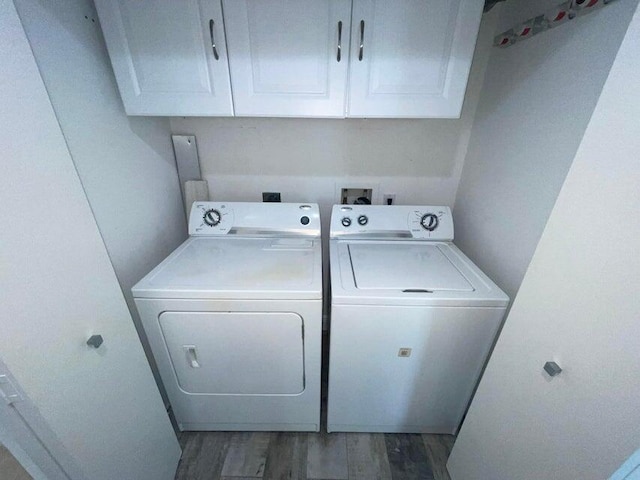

{"left": 189, "top": 202, "right": 320, "bottom": 236}
{"left": 330, "top": 205, "right": 453, "bottom": 240}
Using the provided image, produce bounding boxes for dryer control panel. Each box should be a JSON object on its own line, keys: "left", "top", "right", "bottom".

{"left": 189, "top": 202, "right": 320, "bottom": 237}
{"left": 330, "top": 205, "right": 454, "bottom": 241}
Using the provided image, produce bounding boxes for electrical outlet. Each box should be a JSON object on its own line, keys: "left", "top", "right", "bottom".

{"left": 398, "top": 348, "right": 412, "bottom": 357}
{"left": 383, "top": 194, "right": 396, "bottom": 205}
{"left": 262, "top": 192, "right": 281, "bottom": 202}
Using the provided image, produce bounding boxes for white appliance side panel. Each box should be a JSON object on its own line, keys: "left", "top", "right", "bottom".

{"left": 159, "top": 311, "right": 304, "bottom": 394}
{"left": 327, "top": 304, "right": 505, "bottom": 433}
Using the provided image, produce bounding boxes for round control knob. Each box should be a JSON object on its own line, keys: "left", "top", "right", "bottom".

{"left": 357, "top": 215, "right": 368, "bottom": 226}
{"left": 300, "top": 216, "right": 310, "bottom": 225}
{"left": 341, "top": 217, "right": 352, "bottom": 227}
{"left": 203, "top": 208, "right": 221, "bottom": 226}
{"left": 420, "top": 213, "right": 439, "bottom": 231}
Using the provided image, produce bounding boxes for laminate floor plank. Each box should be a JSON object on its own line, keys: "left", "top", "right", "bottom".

{"left": 306, "top": 432, "right": 348, "bottom": 479}
{"left": 263, "top": 433, "right": 308, "bottom": 480}
{"left": 221, "top": 432, "right": 270, "bottom": 478}
{"left": 442, "top": 435, "right": 455, "bottom": 455}
{"left": 384, "top": 434, "right": 434, "bottom": 480}
{"left": 0, "top": 445, "right": 32, "bottom": 480}
{"left": 175, "top": 432, "right": 232, "bottom": 480}
{"left": 346, "top": 433, "right": 392, "bottom": 480}
{"left": 422, "top": 435, "right": 455, "bottom": 480}
{"left": 220, "top": 477, "right": 262, "bottom": 480}
{"left": 179, "top": 431, "right": 190, "bottom": 450}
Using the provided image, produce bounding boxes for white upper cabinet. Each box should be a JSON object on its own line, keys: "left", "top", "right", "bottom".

{"left": 94, "top": 0, "right": 233, "bottom": 116}
{"left": 95, "top": 1, "right": 484, "bottom": 118}
{"left": 223, "top": 0, "right": 352, "bottom": 117}
{"left": 347, "top": 0, "right": 484, "bottom": 118}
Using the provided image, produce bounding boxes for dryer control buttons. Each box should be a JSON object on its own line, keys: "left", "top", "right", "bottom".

{"left": 300, "top": 216, "right": 310, "bottom": 225}
{"left": 420, "top": 213, "right": 439, "bottom": 231}
{"left": 357, "top": 215, "right": 368, "bottom": 226}
{"left": 341, "top": 217, "right": 352, "bottom": 227}
{"left": 203, "top": 208, "right": 222, "bottom": 226}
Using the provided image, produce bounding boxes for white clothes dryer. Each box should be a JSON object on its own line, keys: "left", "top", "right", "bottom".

{"left": 327, "top": 205, "right": 508, "bottom": 434}
{"left": 133, "top": 202, "right": 322, "bottom": 431}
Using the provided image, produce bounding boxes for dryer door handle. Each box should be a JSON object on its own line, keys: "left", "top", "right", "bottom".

{"left": 184, "top": 345, "right": 201, "bottom": 368}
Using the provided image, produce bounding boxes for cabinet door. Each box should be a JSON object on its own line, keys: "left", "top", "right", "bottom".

{"left": 223, "top": 0, "right": 351, "bottom": 117}
{"left": 1, "top": 3, "right": 181, "bottom": 478}
{"left": 348, "top": 0, "right": 483, "bottom": 118}
{"left": 94, "top": 0, "right": 233, "bottom": 116}
{"left": 448, "top": 16, "right": 640, "bottom": 478}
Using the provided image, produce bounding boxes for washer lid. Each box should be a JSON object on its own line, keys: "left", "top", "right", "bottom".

{"left": 132, "top": 236, "right": 321, "bottom": 299}
{"left": 348, "top": 243, "right": 473, "bottom": 292}
{"left": 331, "top": 240, "right": 510, "bottom": 307}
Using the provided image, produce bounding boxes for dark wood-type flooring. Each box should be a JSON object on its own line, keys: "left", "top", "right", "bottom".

{"left": 176, "top": 430, "right": 454, "bottom": 480}
{"left": 0, "top": 444, "right": 32, "bottom": 480}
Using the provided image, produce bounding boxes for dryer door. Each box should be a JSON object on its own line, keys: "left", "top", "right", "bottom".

{"left": 159, "top": 311, "right": 304, "bottom": 395}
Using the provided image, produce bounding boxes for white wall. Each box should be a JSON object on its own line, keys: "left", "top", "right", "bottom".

{"left": 452, "top": 0, "right": 638, "bottom": 300}
{"left": 448, "top": 4, "right": 640, "bottom": 477}
{"left": 14, "top": 0, "right": 187, "bottom": 397}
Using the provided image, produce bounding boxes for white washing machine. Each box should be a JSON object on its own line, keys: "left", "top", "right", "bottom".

{"left": 133, "top": 202, "right": 322, "bottom": 432}
{"left": 327, "top": 205, "right": 509, "bottom": 434}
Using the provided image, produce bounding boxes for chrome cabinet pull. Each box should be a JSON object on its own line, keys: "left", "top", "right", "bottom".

{"left": 358, "top": 20, "right": 365, "bottom": 61}
{"left": 209, "top": 19, "right": 220, "bottom": 60}
{"left": 337, "top": 21, "right": 343, "bottom": 62}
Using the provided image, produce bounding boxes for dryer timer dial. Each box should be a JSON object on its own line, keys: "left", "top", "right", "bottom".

{"left": 203, "top": 208, "right": 221, "bottom": 226}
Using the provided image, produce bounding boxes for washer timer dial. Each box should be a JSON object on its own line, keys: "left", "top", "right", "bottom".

{"left": 203, "top": 208, "right": 221, "bottom": 226}
{"left": 420, "top": 213, "right": 439, "bottom": 231}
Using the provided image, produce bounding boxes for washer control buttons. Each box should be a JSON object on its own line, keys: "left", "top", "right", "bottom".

{"left": 341, "top": 217, "right": 352, "bottom": 227}
{"left": 203, "top": 208, "right": 221, "bottom": 226}
{"left": 420, "top": 213, "right": 439, "bottom": 231}
{"left": 300, "top": 216, "right": 310, "bottom": 225}
{"left": 357, "top": 215, "right": 368, "bottom": 226}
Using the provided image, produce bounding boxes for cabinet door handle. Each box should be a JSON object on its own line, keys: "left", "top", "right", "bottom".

{"left": 358, "top": 20, "right": 365, "bottom": 61}
{"left": 209, "top": 19, "right": 220, "bottom": 60}
{"left": 337, "top": 21, "right": 343, "bottom": 62}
